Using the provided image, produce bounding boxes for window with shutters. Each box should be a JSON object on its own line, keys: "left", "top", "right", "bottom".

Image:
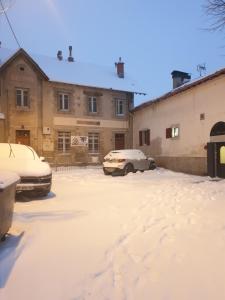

{"left": 16, "top": 88, "right": 29, "bottom": 108}
{"left": 139, "top": 129, "right": 150, "bottom": 146}
{"left": 58, "top": 93, "right": 69, "bottom": 111}
{"left": 166, "top": 126, "right": 179, "bottom": 139}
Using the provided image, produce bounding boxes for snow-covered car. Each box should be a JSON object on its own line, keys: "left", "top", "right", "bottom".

{"left": 103, "top": 149, "right": 156, "bottom": 176}
{"left": 0, "top": 143, "right": 52, "bottom": 196}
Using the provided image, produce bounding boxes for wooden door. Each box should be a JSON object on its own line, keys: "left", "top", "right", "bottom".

{"left": 115, "top": 133, "right": 125, "bottom": 150}
{"left": 16, "top": 130, "right": 30, "bottom": 145}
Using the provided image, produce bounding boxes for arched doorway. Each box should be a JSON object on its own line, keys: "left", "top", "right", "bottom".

{"left": 207, "top": 122, "right": 225, "bottom": 178}
{"left": 210, "top": 121, "right": 225, "bottom": 138}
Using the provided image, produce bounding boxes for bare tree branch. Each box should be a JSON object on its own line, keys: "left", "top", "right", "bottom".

{"left": 204, "top": 0, "right": 225, "bottom": 31}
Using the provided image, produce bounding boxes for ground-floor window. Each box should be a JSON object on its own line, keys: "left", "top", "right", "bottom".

{"left": 139, "top": 129, "right": 150, "bottom": 146}
{"left": 58, "top": 131, "right": 71, "bottom": 152}
{"left": 88, "top": 132, "right": 99, "bottom": 153}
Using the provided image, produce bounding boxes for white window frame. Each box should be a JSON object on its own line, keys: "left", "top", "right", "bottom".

{"left": 88, "top": 96, "right": 97, "bottom": 113}
{"left": 172, "top": 127, "right": 179, "bottom": 138}
{"left": 59, "top": 93, "right": 69, "bottom": 111}
{"left": 115, "top": 99, "right": 125, "bottom": 116}
{"left": 88, "top": 132, "right": 99, "bottom": 153}
{"left": 58, "top": 131, "right": 71, "bottom": 152}
{"left": 16, "top": 88, "right": 29, "bottom": 107}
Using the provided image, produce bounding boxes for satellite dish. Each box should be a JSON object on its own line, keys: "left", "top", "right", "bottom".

{"left": 0, "top": 0, "right": 15, "bottom": 14}
{"left": 197, "top": 63, "right": 206, "bottom": 77}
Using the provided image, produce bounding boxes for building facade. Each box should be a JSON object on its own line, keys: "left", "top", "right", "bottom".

{"left": 133, "top": 70, "right": 225, "bottom": 177}
{"left": 0, "top": 48, "right": 138, "bottom": 165}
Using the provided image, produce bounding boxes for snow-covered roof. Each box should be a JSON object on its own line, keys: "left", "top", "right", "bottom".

{"left": 0, "top": 47, "right": 143, "bottom": 94}
{"left": 133, "top": 67, "right": 225, "bottom": 112}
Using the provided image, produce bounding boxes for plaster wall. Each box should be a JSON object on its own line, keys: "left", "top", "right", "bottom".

{"left": 133, "top": 75, "right": 225, "bottom": 174}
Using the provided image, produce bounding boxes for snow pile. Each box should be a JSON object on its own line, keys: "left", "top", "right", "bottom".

{"left": 0, "top": 171, "right": 20, "bottom": 190}
{"left": 1, "top": 168, "right": 225, "bottom": 300}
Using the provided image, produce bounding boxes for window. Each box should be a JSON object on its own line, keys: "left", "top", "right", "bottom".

{"left": 166, "top": 126, "right": 179, "bottom": 139}
{"left": 139, "top": 129, "right": 150, "bottom": 146}
{"left": 88, "top": 96, "right": 97, "bottom": 113}
{"left": 59, "top": 93, "right": 69, "bottom": 111}
{"left": 58, "top": 132, "right": 71, "bottom": 152}
{"left": 88, "top": 132, "right": 99, "bottom": 153}
{"left": 115, "top": 99, "right": 125, "bottom": 116}
{"left": 16, "top": 89, "right": 29, "bottom": 107}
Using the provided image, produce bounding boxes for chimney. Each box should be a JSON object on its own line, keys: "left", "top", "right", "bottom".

{"left": 171, "top": 70, "right": 191, "bottom": 89}
{"left": 68, "top": 45, "right": 74, "bottom": 62}
{"left": 57, "top": 50, "right": 63, "bottom": 61}
{"left": 115, "top": 57, "right": 124, "bottom": 78}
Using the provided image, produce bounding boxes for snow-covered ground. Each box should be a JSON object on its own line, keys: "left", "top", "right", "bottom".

{"left": 1, "top": 167, "right": 225, "bottom": 300}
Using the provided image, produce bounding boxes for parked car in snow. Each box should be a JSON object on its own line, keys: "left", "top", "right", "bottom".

{"left": 0, "top": 143, "right": 52, "bottom": 196}
{"left": 103, "top": 149, "right": 156, "bottom": 176}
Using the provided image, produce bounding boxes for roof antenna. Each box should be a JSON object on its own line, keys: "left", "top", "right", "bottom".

{"left": 197, "top": 63, "right": 206, "bottom": 77}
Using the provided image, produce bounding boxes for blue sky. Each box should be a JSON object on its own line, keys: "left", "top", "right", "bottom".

{"left": 0, "top": 0, "right": 225, "bottom": 105}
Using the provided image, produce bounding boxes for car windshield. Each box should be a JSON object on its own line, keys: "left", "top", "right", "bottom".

{"left": 0, "top": 144, "right": 40, "bottom": 160}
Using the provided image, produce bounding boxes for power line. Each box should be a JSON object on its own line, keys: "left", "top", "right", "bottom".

{"left": 0, "top": 0, "right": 21, "bottom": 48}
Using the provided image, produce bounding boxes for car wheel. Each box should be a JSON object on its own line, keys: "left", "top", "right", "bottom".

{"left": 1, "top": 234, "right": 6, "bottom": 242}
{"left": 149, "top": 161, "right": 156, "bottom": 170}
{"left": 103, "top": 168, "right": 110, "bottom": 175}
{"left": 140, "top": 170, "right": 144, "bottom": 173}
{"left": 123, "top": 163, "right": 134, "bottom": 176}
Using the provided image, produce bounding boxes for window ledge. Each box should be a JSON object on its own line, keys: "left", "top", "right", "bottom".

{"left": 16, "top": 106, "right": 30, "bottom": 111}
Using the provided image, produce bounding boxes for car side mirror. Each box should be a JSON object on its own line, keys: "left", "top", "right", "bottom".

{"left": 40, "top": 156, "right": 45, "bottom": 162}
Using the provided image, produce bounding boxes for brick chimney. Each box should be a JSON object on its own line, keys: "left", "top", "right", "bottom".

{"left": 68, "top": 46, "right": 74, "bottom": 62}
{"left": 57, "top": 50, "right": 63, "bottom": 61}
{"left": 115, "top": 57, "right": 124, "bottom": 78}
{"left": 171, "top": 70, "right": 191, "bottom": 89}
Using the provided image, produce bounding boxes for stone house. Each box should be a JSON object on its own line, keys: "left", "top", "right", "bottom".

{"left": 0, "top": 47, "right": 141, "bottom": 165}
{"left": 133, "top": 70, "right": 225, "bottom": 178}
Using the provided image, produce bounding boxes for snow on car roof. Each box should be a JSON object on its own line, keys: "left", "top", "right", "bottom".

{"left": 105, "top": 149, "right": 146, "bottom": 159}
{"left": 0, "top": 48, "right": 144, "bottom": 94}
{"left": 0, "top": 143, "right": 39, "bottom": 160}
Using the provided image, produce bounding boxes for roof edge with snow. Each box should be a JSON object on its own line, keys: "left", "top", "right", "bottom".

{"left": 132, "top": 68, "right": 225, "bottom": 112}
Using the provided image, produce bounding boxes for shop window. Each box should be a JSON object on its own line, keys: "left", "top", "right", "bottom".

{"left": 220, "top": 146, "right": 225, "bottom": 164}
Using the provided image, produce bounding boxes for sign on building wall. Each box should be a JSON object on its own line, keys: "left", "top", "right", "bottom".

{"left": 71, "top": 136, "right": 88, "bottom": 147}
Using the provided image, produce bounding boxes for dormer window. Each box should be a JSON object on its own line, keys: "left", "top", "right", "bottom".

{"left": 88, "top": 96, "right": 97, "bottom": 113}
{"left": 59, "top": 93, "right": 69, "bottom": 111}
{"left": 16, "top": 88, "right": 29, "bottom": 107}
